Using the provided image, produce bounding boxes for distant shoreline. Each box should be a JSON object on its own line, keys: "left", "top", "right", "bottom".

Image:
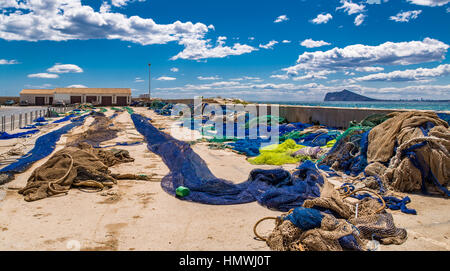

{"left": 247, "top": 100, "right": 450, "bottom": 112}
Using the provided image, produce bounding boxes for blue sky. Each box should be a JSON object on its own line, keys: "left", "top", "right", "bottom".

{"left": 0, "top": 0, "right": 449, "bottom": 101}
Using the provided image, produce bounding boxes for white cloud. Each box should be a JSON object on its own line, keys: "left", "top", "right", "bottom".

{"left": 270, "top": 74, "right": 289, "bottom": 80}
{"left": 230, "top": 76, "right": 262, "bottom": 81}
{"left": 300, "top": 39, "right": 331, "bottom": 48}
{"left": 67, "top": 84, "right": 87, "bottom": 88}
{"left": 0, "top": 1, "right": 208, "bottom": 45}
{"left": 311, "top": 13, "right": 333, "bottom": 24}
{"left": 284, "top": 38, "right": 449, "bottom": 75}
{"left": 259, "top": 40, "right": 278, "bottom": 49}
{"left": 406, "top": 0, "right": 450, "bottom": 6}
{"left": 47, "top": 64, "right": 83, "bottom": 73}
{"left": 170, "top": 67, "right": 179, "bottom": 72}
{"left": 156, "top": 76, "right": 176, "bottom": 81}
{"left": 0, "top": 59, "right": 19, "bottom": 65}
{"left": 28, "top": 73, "right": 59, "bottom": 79}
{"left": 354, "top": 14, "right": 366, "bottom": 26}
{"left": 171, "top": 36, "right": 257, "bottom": 60}
{"left": 274, "top": 15, "right": 289, "bottom": 23}
{"left": 100, "top": 1, "right": 111, "bottom": 13}
{"left": 390, "top": 10, "right": 422, "bottom": 22}
{"left": 248, "top": 37, "right": 255, "bottom": 40}
{"left": 154, "top": 78, "right": 450, "bottom": 101}
{"left": 282, "top": 40, "right": 291, "bottom": 43}
{"left": 353, "top": 64, "right": 450, "bottom": 82}
{"left": 0, "top": 1, "right": 255, "bottom": 61}
{"left": 135, "top": 77, "right": 145, "bottom": 82}
{"left": 24, "top": 83, "right": 53, "bottom": 89}
{"left": 198, "top": 75, "right": 221, "bottom": 80}
{"left": 0, "top": 0, "right": 25, "bottom": 9}
{"left": 366, "top": 0, "right": 384, "bottom": 4}
{"left": 355, "top": 66, "right": 385, "bottom": 72}
{"left": 292, "top": 70, "right": 336, "bottom": 81}
{"left": 111, "top": 0, "right": 145, "bottom": 8}
{"left": 336, "top": 0, "right": 366, "bottom": 15}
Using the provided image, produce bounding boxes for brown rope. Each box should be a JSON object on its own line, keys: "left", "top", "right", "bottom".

{"left": 253, "top": 208, "right": 294, "bottom": 241}
{"left": 46, "top": 153, "right": 73, "bottom": 196}
{"left": 73, "top": 180, "right": 105, "bottom": 193}
{"left": 253, "top": 217, "right": 279, "bottom": 241}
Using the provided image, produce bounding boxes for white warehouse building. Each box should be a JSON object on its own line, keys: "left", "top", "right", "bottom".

{"left": 20, "top": 88, "right": 132, "bottom": 106}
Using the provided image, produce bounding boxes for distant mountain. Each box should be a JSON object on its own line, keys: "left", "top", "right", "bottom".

{"left": 323, "top": 89, "right": 450, "bottom": 102}
{"left": 324, "top": 89, "right": 380, "bottom": 102}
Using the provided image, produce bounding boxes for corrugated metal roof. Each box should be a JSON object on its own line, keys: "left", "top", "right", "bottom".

{"left": 20, "top": 89, "right": 55, "bottom": 95}
{"left": 54, "top": 88, "right": 131, "bottom": 94}
{"left": 20, "top": 88, "right": 131, "bottom": 95}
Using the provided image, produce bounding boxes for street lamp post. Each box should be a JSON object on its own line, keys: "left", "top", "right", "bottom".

{"left": 148, "top": 63, "right": 151, "bottom": 100}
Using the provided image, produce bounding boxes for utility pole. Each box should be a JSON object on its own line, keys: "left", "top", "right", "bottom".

{"left": 148, "top": 63, "right": 151, "bottom": 100}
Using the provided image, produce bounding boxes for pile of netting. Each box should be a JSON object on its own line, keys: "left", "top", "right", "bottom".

{"left": 318, "top": 111, "right": 449, "bottom": 202}
{"left": 318, "top": 113, "right": 393, "bottom": 176}
{"left": 365, "top": 111, "right": 449, "bottom": 196}
{"left": 132, "top": 113, "right": 327, "bottom": 211}
{"left": 261, "top": 182, "right": 408, "bottom": 251}
{"left": 0, "top": 113, "right": 91, "bottom": 185}
{"left": 66, "top": 112, "right": 118, "bottom": 148}
{"left": 148, "top": 100, "right": 174, "bottom": 116}
{"left": 17, "top": 142, "right": 150, "bottom": 201}
{"left": 173, "top": 107, "right": 341, "bottom": 163}
{"left": 247, "top": 139, "right": 334, "bottom": 165}
{"left": 76, "top": 103, "right": 95, "bottom": 110}
{"left": 244, "top": 115, "right": 287, "bottom": 129}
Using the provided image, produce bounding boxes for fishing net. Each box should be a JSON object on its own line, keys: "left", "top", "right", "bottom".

{"left": 245, "top": 115, "right": 286, "bottom": 129}
{"left": 265, "top": 182, "right": 407, "bottom": 251}
{"left": 66, "top": 112, "right": 118, "bottom": 148}
{"left": 318, "top": 125, "right": 372, "bottom": 175}
{"left": 248, "top": 139, "right": 306, "bottom": 165}
{"left": 52, "top": 114, "right": 76, "bottom": 124}
{"left": 18, "top": 143, "right": 144, "bottom": 201}
{"left": 349, "top": 113, "right": 391, "bottom": 129}
{"left": 0, "top": 113, "right": 90, "bottom": 184}
{"left": 437, "top": 113, "right": 450, "bottom": 125}
{"left": 366, "top": 112, "right": 450, "bottom": 196}
{"left": 226, "top": 138, "right": 269, "bottom": 157}
{"left": 0, "top": 129, "right": 39, "bottom": 140}
{"left": 131, "top": 113, "right": 325, "bottom": 211}
{"left": 150, "top": 101, "right": 174, "bottom": 116}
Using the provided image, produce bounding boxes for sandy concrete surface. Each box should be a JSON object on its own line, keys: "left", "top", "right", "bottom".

{"left": 0, "top": 107, "right": 448, "bottom": 251}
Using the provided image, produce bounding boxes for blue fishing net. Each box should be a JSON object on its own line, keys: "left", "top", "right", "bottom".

{"left": 284, "top": 207, "right": 324, "bottom": 231}
{"left": 131, "top": 113, "right": 324, "bottom": 211}
{"left": 34, "top": 117, "right": 46, "bottom": 122}
{"left": 20, "top": 125, "right": 37, "bottom": 129}
{"left": 226, "top": 138, "right": 270, "bottom": 157}
{"left": 52, "top": 114, "right": 76, "bottom": 123}
{"left": 0, "top": 129, "right": 39, "bottom": 139}
{"left": 0, "top": 113, "right": 90, "bottom": 179}
{"left": 319, "top": 127, "right": 371, "bottom": 176}
{"left": 437, "top": 113, "right": 450, "bottom": 125}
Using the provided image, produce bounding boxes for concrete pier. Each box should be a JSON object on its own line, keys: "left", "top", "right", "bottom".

{"left": 142, "top": 98, "right": 450, "bottom": 129}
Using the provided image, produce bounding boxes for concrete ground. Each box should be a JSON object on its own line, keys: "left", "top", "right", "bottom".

{"left": 0, "top": 107, "right": 448, "bottom": 251}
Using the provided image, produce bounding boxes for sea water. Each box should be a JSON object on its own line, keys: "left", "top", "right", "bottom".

{"left": 254, "top": 101, "right": 450, "bottom": 112}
